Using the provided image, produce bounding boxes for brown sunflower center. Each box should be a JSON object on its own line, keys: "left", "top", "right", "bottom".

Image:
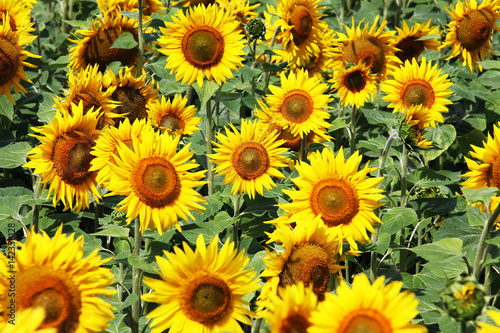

{"left": 289, "top": 5, "right": 313, "bottom": 46}
{"left": 0, "top": 37, "right": 20, "bottom": 86}
{"left": 343, "top": 38, "right": 385, "bottom": 74}
{"left": 344, "top": 70, "right": 367, "bottom": 93}
{"left": 160, "top": 114, "right": 184, "bottom": 133}
{"left": 85, "top": 27, "right": 138, "bottom": 72}
{"left": 402, "top": 80, "right": 435, "bottom": 108}
{"left": 279, "top": 243, "right": 329, "bottom": 296}
{"left": 189, "top": 0, "right": 216, "bottom": 6}
{"left": 131, "top": 156, "right": 181, "bottom": 208}
{"left": 52, "top": 130, "right": 94, "bottom": 185}
{"left": 183, "top": 274, "right": 231, "bottom": 325}
{"left": 310, "top": 178, "right": 359, "bottom": 227}
{"left": 486, "top": 158, "right": 500, "bottom": 188}
{"left": 338, "top": 310, "right": 392, "bottom": 333}
{"left": 112, "top": 86, "right": 147, "bottom": 123}
{"left": 280, "top": 126, "right": 302, "bottom": 150}
{"left": 182, "top": 26, "right": 225, "bottom": 69}
{"left": 232, "top": 142, "right": 270, "bottom": 180}
{"left": 395, "top": 36, "right": 425, "bottom": 64}
{"left": 17, "top": 266, "right": 81, "bottom": 333}
{"left": 456, "top": 9, "right": 494, "bottom": 51}
{"left": 70, "top": 92, "right": 106, "bottom": 129}
{"left": 280, "top": 313, "right": 310, "bottom": 333}
{"left": 281, "top": 90, "right": 314, "bottom": 124}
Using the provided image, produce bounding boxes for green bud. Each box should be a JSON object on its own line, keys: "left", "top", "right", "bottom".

{"left": 441, "top": 276, "right": 486, "bottom": 322}
{"left": 246, "top": 18, "right": 266, "bottom": 40}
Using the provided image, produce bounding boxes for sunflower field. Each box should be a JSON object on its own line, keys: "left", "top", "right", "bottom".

{"left": 3, "top": 0, "right": 500, "bottom": 332}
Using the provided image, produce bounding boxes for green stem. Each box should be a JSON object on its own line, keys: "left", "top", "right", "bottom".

{"left": 461, "top": 321, "right": 467, "bottom": 333}
{"left": 232, "top": 194, "right": 241, "bottom": 249}
{"left": 349, "top": 106, "right": 358, "bottom": 156}
{"left": 300, "top": 135, "right": 307, "bottom": 163}
{"left": 93, "top": 201, "right": 102, "bottom": 233}
{"left": 131, "top": 218, "right": 142, "bottom": 333}
{"left": 250, "top": 38, "right": 258, "bottom": 119}
{"left": 251, "top": 318, "right": 262, "bottom": 333}
{"left": 263, "top": 27, "right": 280, "bottom": 95}
{"left": 61, "top": 0, "right": 67, "bottom": 33}
{"left": 31, "top": 177, "right": 42, "bottom": 233}
{"left": 137, "top": 0, "right": 145, "bottom": 74}
{"left": 335, "top": 102, "right": 344, "bottom": 151}
{"left": 206, "top": 99, "right": 214, "bottom": 196}
{"left": 401, "top": 142, "right": 408, "bottom": 207}
{"left": 473, "top": 204, "right": 500, "bottom": 279}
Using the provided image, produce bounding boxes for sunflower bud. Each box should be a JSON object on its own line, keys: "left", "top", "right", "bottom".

{"left": 246, "top": 18, "right": 266, "bottom": 40}
{"left": 441, "top": 276, "right": 486, "bottom": 322}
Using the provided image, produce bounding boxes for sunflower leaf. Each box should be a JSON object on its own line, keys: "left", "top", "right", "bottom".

{"left": 193, "top": 80, "right": 219, "bottom": 106}
{"left": 379, "top": 207, "right": 418, "bottom": 235}
{"left": 110, "top": 32, "right": 138, "bottom": 49}
{"left": 0, "top": 142, "right": 32, "bottom": 169}
{"left": 462, "top": 187, "right": 500, "bottom": 208}
{"left": 0, "top": 95, "right": 13, "bottom": 121}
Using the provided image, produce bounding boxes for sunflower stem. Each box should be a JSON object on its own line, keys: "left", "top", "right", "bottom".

{"left": 473, "top": 204, "right": 500, "bottom": 279}
{"left": 300, "top": 135, "right": 307, "bottom": 162}
{"left": 137, "top": 0, "right": 145, "bottom": 75}
{"left": 131, "top": 218, "right": 142, "bottom": 333}
{"left": 93, "top": 201, "right": 102, "bottom": 233}
{"left": 250, "top": 38, "right": 258, "bottom": 119}
{"left": 335, "top": 101, "right": 344, "bottom": 151}
{"left": 61, "top": 0, "right": 67, "bottom": 33}
{"left": 263, "top": 27, "right": 280, "bottom": 95}
{"left": 206, "top": 98, "right": 215, "bottom": 196}
{"left": 251, "top": 318, "right": 262, "bottom": 333}
{"left": 349, "top": 106, "right": 358, "bottom": 156}
{"left": 31, "top": 176, "right": 42, "bottom": 234}
{"left": 460, "top": 321, "right": 467, "bottom": 333}
{"left": 233, "top": 194, "right": 241, "bottom": 249}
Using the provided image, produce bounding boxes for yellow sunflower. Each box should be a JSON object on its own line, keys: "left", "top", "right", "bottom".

{"left": 440, "top": 0, "right": 500, "bottom": 72}
{"left": 330, "top": 16, "right": 399, "bottom": 77}
{"left": 330, "top": 62, "right": 378, "bottom": 108}
{"left": 477, "top": 310, "right": 500, "bottom": 332}
{"left": 105, "top": 128, "right": 206, "bottom": 234}
{"left": 54, "top": 64, "right": 120, "bottom": 130}
{"left": 24, "top": 103, "right": 102, "bottom": 213}
{"left": 308, "top": 274, "right": 427, "bottom": 333}
{"left": 280, "top": 147, "right": 385, "bottom": 250}
{"left": 209, "top": 119, "right": 289, "bottom": 199}
{"left": 0, "top": 226, "right": 115, "bottom": 333}
{"left": 264, "top": 0, "right": 326, "bottom": 67}
{"left": 142, "top": 234, "right": 261, "bottom": 333}
{"left": 0, "top": 0, "right": 35, "bottom": 36}
{"left": 381, "top": 57, "right": 453, "bottom": 127}
{"left": 404, "top": 104, "right": 435, "bottom": 149}
{"left": 68, "top": 13, "right": 139, "bottom": 73}
{"left": 158, "top": 4, "right": 246, "bottom": 87}
{"left": 90, "top": 117, "right": 153, "bottom": 186}
{"left": 393, "top": 20, "right": 442, "bottom": 64}
{"left": 147, "top": 94, "right": 201, "bottom": 136}
{"left": 258, "top": 283, "right": 318, "bottom": 333}
{"left": 97, "top": 0, "right": 165, "bottom": 18}
{"left": 255, "top": 69, "right": 332, "bottom": 138}
{"left": 0, "top": 13, "right": 38, "bottom": 104}
{"left": 260, "top": 215, "right": 343, "bottom": 302}
{"left": 0, "top": 308, "right": 56, "bottom": 333}
{"left": 217, "top": 0, "right": 259, "bottom": 36}
{"left": 103, "top": 66, "right": 159, "bottom": 124}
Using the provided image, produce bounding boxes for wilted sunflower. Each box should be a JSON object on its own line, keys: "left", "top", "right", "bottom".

{"left": 105, "top": 128, "right": 206, "bottom": 234}
{"left": 68, "top": 13, "right": 139, "bottom": 73}
{"left": 330, "top": 62, "right": 378, "bottom": 108}
{"left": 308, "top": 274, "right": 427, "bottom": 333}
{"left": 381, "top": 57, "right": 453, "bottom": 127}
{"left": 393, "top": 20, "right": 442, "bottom": 64}
{"left": 330, "top": 16, "right": 399, "bottom": 77}
{"left": 103, "top": 66, "right": 158, "bottom": 124}
{"left": 90, "top": 117, "right": 152, "bottom": 186}
{"left": 25, "top": 103, "right": 101, "bottom": 213}
{"left": 209, "top": 119, "right": 288, "bottom": 199}
{"left": 0, "top": 226, "right": 115, "bottom": 333}
{"left": 0, "top": 307, "right": 56, "bottom": 333}
{"left": 97, "top": 0, "right": 165, "bottom": 18}
{"left": 158, "top": 4, "right": 246, "bottom": 87}
{"left": 0, "top": 0, "right": 35, "bottom": 36}
{"left": 280, "top": 147, "right": 385, "bottom": 250}
{"left": 147, "top": 94, "right": 201, "bottom": 136}
{"left": 54, "top": 64, "right": 120, "bottom": 130}
{"left": 440, "top": 0, "right": 500, "bottom": 72}
{"left": 477, "top": 310, "right": 500, "bottom": 332}
{"left": 142, "top": 234, "right": 260, "bottom": 333}
{"left": 256, "top": 69, "right": 332, "bottom": 138}
{"left": 0, "top": 13, "right": 38, "bottom": 104}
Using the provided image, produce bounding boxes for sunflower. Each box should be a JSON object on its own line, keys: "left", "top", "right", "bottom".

{"left": 477, "top": 310, "right": 500, "bottom": 332}
{"left": 68, "top": 12, "right": 139, "bottom": 73}
{"left": 256, "top": 69, "right": 332, "bottom": 138}
{"left": 440, "top": 0, "right": 500, "bottom": 72}
{"left": 308, "top": 274, "right": 427, "bottom": 333}
{"left": 103, "top": 66, "right": 158, "bottom": 124}
{"left": 158, "top": 4, "right": 246, "bottom": 87}
{"left": 330, "top": 62, "right": 378, "bottom": 108}
{"left": 0, "top": 0, "right": 35, "bottom": 36}
{"left": 0, "top": 308, "right": 56, "bottom": 333}
{"left": 280, "top": 147, "right": 385, "bottom": 250}
{"left": 393, "top": 20, "right": 442, "bottom": 64}
{"left": 142, "top": 234, "right": 261, "bottom": 333}
{"left": 90, "top": 117, "right": 152, "bottom": 186}
{"left": 105, "top": 128, "right": 206, "bottom": 234}
{"left": 147, "top": 94, "right": 201, "bottom": 136}
{"left": 97, "top": 0, "right": 165, "bottom": 18}
{"left": 0, "top": 226, "right": 115, "bottom": 333}
{"left": 209, "top": 119, "right": 288, "bottom": 199}
{"left": 54, "top": 64, "right": 120, "bottom": 130}
{"left": 217, "top": 0, "right": 259, "bottom": 36}
{"left": 381, "top": 57, "right": 453, "bottom": 127}
{"left": 264, "top": 0, "right": 326, "bottom": 67}
{"left": 24, "top": 103, "right": 102, "bottom": 213}
{"left": 260, "top": 215, "right": 343, "bottom": 303}
{"left": 258, "top": 283, "right": 318, "bottom": 333}
{"left": 403, "top": 104, "right": 435, "bottom": 149}
{"left": 0, "top": 13, "right": 38, "bottom": 104}
{"left": 330, "top": 16, "right": 399, "bottom": 77}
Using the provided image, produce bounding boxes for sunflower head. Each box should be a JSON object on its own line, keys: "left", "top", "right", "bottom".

{"left": 393, "top": 20, "right": 442, "bottom": 64}
{"left": 441, "top": 275, "right": 486, "bottom": 322}
{"left": 147, "top": 94, "right": 201, "bottom": 136}
{"left": 330, "top": 62, "right": 378, "bottom": 108}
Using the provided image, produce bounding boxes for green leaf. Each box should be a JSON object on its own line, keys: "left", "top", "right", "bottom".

{"left": 93, "top": 226, "right": 130, "bottom": 238}
{"left": 361, "top": 108, "right": 398, "bottom": 127}
{"left": 380, "top": 207, "right": 418, "bottom": 235}
{"left": 0, "top": 142, "right": 32, "bottom": 168}
{"left": 411, "top": 238, "right": 463, "bottom": 261}
{"left": 438, "top": 314, "right": 461, "bottom": 333}
{"left": 401, "top": 267, "right": 447, "bottom": 290}
{"left": 421, "top": 124, "right": 457, "bottom": 161}
{"left": 62, "top": 20, "right": 91, "bottom": 29}
{"left": 0, "top": 95, "right": 13, "bottom": 121}
{"left": 407, "top": 167, "right": 455, "bottom": 187}
{"left": 0, "top": 196, "right": 24, "bottom": 222}
{"left": 37, "top": 103, "right": 57, "bottom": 123}
{"left": 450, "top": 79, "right": 475, "bottom": 102}
{"left": 416, "top": 33, "right": 441, "bottom": 41}
{"left": 362, "top": 232, "right": 391, "bottom": 254}
{"left": 117, "top": 294, "right": 139, "bottom": 312}
{"left": 110, "top": 32, "right": 138, "bottom": 49}
{"left": 479, "top": 59, "right": 500, "bottom": 70}
{"left": 187, "top": 191, "right": 224, "bottom": 224}
{"left": 196, "top": 211, "right": 236, "bottom": 237}
{"left": 262, "top": 62, "right": 286, "bottom": 72}
{"left": 462, "top": 187, "right": 500, "bottom": 207}
{"left": 194, "top": 80, "right": 219, "bottom": 106}
{"left": 127, "top": 253, "right": 158, "bottom": 274}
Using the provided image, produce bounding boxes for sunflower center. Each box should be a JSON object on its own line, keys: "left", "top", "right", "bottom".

{"left": 487, "top": 158, "right": 500, "bottom": 188}
{"left": 344, "top": 70, "right": 367, "bottom": 93}
{"left": 402, "top": 80, "right": 435, "bottom": 108}
{"left": 52, "top": 130, "right": 94, "bottom": 185}
{"left": 281, "top": 90, "right": 314, "bottom": 124}
{"left": 160, "top": 114, "right": 184, "bottom": 133}
{"left": 395, "top": 37, "right": 425, "bottom": 63}
{"left": 183, "top": 274, "right": 231, "bottom": 325}
{"left": 456, "top": 9, "right": 494, "bottom": 51}
{"left": 112, "top": 86, "right": 147, "bottom": 123}
{"left": 0, "top": 38, "right": 20, "bottom": 86}
{"left": 131, "top": 156, "right": 181, "bottom": 208}
{"left": 189, "top": 0, "right": 216, "bottom": 6}
{"left": 344, "top": 38, "right": 385, "bottom": 74}
{"left": 232, "top": 142, "right": 270, "bottom": 180}
{"left": 289, "top": 5, "right": 313, "bottom": 46}
{"left": 17, "top": 266, "right": 81, "bottom": 333}
{"left": 70, "top": 92, "right": 106, "bottom": 129}
{"left": 279, "top": 243, "right": 330, "bottom": 296}
{"left": 280, "top": 126, "right": 302, "bottom": 150}
{"left": 182, "top": 26, "right": 225, "bottom": 69}
{"left": 311, "top": 178, "right": 359, "bottom": 227}
{"left": 280, "top": 313, "right": 310, "bottom": 333}
{"left": 338, "top": 310, "right": 392, "bottom": 333}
